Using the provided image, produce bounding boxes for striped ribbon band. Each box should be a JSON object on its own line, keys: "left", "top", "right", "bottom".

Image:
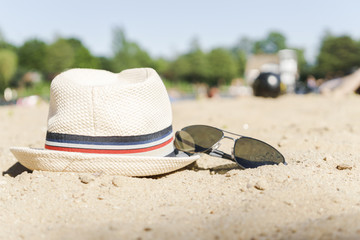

{"left": 45, "top": 125, "right": 174, "bottom": 155}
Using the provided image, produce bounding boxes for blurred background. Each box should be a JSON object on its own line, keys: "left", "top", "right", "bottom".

{"left": 1, "top": 0, "right": 360, "bottom": 104}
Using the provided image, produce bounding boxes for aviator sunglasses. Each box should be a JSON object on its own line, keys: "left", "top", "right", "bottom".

{"left": 174, "top": 125, "right": 286, "bottom": 169}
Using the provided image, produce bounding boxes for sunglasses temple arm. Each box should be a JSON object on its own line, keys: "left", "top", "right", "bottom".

{"left": 208, "top": 149, "right": 236, "bottom": 163}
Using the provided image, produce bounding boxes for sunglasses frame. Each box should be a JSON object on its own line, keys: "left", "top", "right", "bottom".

{"left": 174, "top": 125, "right": 286, "bottom": 169}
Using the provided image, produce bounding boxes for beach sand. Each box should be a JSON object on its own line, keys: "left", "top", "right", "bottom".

{"left": 1, "top": 94, "right": 360, "bottom": 240}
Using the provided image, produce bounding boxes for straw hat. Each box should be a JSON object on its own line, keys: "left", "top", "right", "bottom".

{"left": 10, "top": 68, "right": 199, "bottom": 176}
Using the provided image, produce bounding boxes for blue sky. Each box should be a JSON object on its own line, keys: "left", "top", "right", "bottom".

{"left": 1, "top": 0, "right": 360, "bottom": 62}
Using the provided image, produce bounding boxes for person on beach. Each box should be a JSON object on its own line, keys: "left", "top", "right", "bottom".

{"left": 317, "top": 69, "right": 360, "bottom": 96}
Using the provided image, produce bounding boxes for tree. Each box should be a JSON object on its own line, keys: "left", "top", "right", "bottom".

{"left": 18, "top": 39, "right": 47, "bottom": 72}
{"left": 253, "top": 31, "right": 287, "bottom": 54}
{"left": 111, "top": 28, "right": 153, "bottom": 71}
{"left": 314, "top": 34, "right": 360, "bottom": 78}
{"left": 0, "top": 30, "right": 4, "bottom": 43}
{"left": 230, "top": 47, "right": 247, "bottom": 78}
{"left": 0, "top": 49, "right": 18, "bottom": 93}
{"left": 97, "top": 56, "right": 112, "bottom": 71}
{"left": 235, "top": 36, "right": 254, "bottom": 55}
{"left": 207, "top": 48, "right": 237, "bottom": 86}
{"left": 0, "top": 30, "right": 17, "bottom": 51}
{"left": 292, "top": 48, "right": 309, "bottom": 81}
{"left": 170, "top": 38, "right": 209, "bottom": 83}
{"left": 153, "top": 57, "right": 170, "bottom": 77}
{"left": 45, "top": 38, "right": 74, "bottom": 76}
{"left": 232, "top": 37, "right": 254, "bottom": 78}
{"left": 185, "top": 48, "right": 209, "bottom": 83}
{"left": 168, "top": 55, "right": 192, "bottom": 81}
{"left": 169, "top": 48, "right": 209, "bottom": 83}
{"left": 66, "top": 38, "right": 100, "bottom": 69}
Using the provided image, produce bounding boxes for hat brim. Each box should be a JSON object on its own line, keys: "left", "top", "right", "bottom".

{"left": 10, "top": 147, "right": 199, "bottom": 176}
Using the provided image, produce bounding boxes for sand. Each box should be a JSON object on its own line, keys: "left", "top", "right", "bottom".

{"left": 1, "top": 94, "right": 360, "bottom": 240}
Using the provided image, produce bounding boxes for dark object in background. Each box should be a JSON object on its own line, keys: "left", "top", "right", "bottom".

{"left": 252, "top": 72, "right": 281, "bottom": 98}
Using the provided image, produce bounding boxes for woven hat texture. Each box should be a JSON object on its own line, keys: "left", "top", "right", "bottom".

{"left": 48, "top": 68, "right": 172, "bottom": 137}
{"left": 10, "top": 68, "right": 199, "bottom": 176}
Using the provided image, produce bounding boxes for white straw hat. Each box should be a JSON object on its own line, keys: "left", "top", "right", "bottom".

{"left": 10, "top": 68, "right": 199, "bottom": 176}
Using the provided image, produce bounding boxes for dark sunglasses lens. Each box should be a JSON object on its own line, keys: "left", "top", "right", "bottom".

{"left": 175, "top": 125, "right": 223, "bottom": 153}
{"left": 234, "top": 137, "right": 285, "bottom": 168}
{"left": 174, "top": 131, "right": 196, "bottom": 152}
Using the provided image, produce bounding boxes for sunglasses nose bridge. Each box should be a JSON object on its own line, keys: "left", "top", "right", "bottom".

{"left": 218, "top": 135, "right": 236, "bottom": 154}
{"left": 223, "top": 135, "right": 236, "bottom": 142}
{"left": 222, "top": 135, "right": 237, "bottom": 159}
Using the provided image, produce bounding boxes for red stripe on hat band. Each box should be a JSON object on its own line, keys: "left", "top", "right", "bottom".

{"left": 45, "top": 137, "right": 173, "bottom": 154}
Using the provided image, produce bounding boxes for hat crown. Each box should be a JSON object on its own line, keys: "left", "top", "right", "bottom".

{"left": 44, "top": 68, "right": 174, "bottom": 157}
{"left": 47, "top": 68, "right": 172, "bottom": 136}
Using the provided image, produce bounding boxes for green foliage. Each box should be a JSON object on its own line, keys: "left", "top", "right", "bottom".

{"left": 41, "top": 37, "right": 101, "bottom": 77}
{"left": 293, "top": 48, "right": 310, "bottom": 81}
{"left": 167, "top": 41, "right": 245, "bottom": 86}
{"left": 18, "top": 39, "right": 47, "bottom": 72}
{"left": 13, "top": 26, "right": 360, "bottom": 97}
{"left": 0, "top": 49, "right": 18, "bottom": 93}
{"left": 153, "top": 58, "right": 170, "bottom": 76}
{"left": 167, "top": 38, "right": 210, "bottom": 84}
{"left": 231, "top": 48, "right": 247, "bottom": 77}
{"left": 162, "top": 78, "right": 194, "bottom": 93}
{"left": 66, "top": 38, "right": 100, "bottom": 69}
{"left": 169, "top": 55, "right": 192, "bottom": 81}
{"left": 185, "top": 49, "right": 209, "bottom": 82}
{"left": 111, "top": 28, "right": 154, "bottom": 71}
{"left": 235, "top": 37, "right": 254, "bottom": 55}
{"left": 314, "top": 34, "right": 360, "bottom": 78}
{"left": 17, "top": 80, "right": 50, "bottom": 99}
{"left": 45, "top": 38, "right": 74, "bottom": 75}
{"left": 168, "top": 48, "right": 209, "bottom": 84}
{"left": 253, "top": 31, "right": 287, "bottom": 54}
{"left": 207, "top": 48, "right": 237, "bottom": 86}
{"left": 0, "top": 31, "right": 17, "bottom": 52}
{"left": 97, "top": 56, "right": 112, "bottom": 71}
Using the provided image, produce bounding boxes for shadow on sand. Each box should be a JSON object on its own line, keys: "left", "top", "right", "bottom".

{"left": 184, "top": 161, "right": 243, "bottom": 174}
{"left": 2, "top": 162, "right": 32, "bottom": 177}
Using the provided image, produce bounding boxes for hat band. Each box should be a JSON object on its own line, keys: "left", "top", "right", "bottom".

{"left": 44, "top": 125, "right": 174, "bottom": 156}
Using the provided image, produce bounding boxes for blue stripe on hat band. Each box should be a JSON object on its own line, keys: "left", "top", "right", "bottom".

{"left": 46, "top": 125, "right": 173, "bottom": 146}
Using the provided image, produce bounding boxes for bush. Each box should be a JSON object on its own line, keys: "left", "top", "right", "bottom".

{"left": 0, "top": 49, "right": 17, "bottom": 94}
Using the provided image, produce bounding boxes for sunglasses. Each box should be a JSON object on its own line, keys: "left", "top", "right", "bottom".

{"left": 174, "top": 125, "right": 286, "bottom": 169}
